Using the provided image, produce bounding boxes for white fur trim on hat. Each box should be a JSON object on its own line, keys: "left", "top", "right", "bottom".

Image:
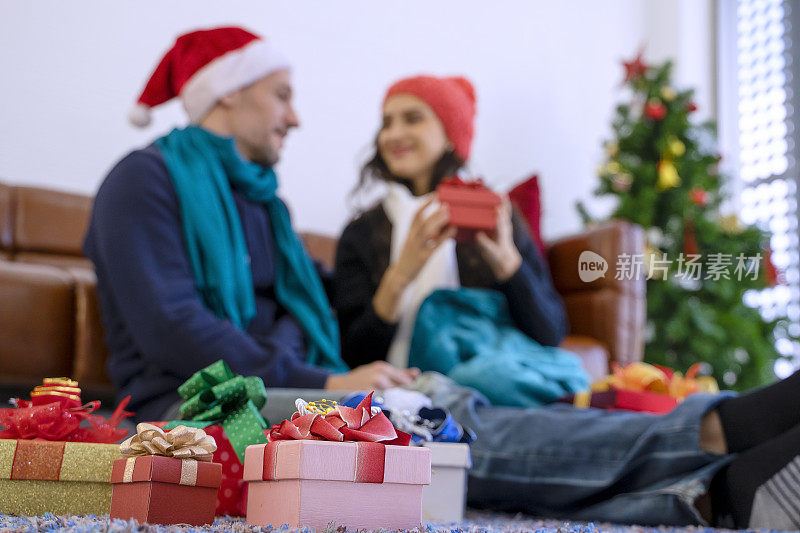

{"left": 128, "top": 103, "right": 152, "bottom": 128}
{"left": 180, "top": 39, "right": 291, "bottom": 123}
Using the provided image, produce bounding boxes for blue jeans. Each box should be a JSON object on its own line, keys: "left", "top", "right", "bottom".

{"left": 410, "top": 372, "right": 735, "bottom": 526}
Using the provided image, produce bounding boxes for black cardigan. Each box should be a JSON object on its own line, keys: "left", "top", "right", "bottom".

{"left": 332, "top": 204, "right": 569, "bottom": 369}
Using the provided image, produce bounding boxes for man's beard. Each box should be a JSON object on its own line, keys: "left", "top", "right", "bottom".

{"left": 251, "top": 147, "right": 279, "bottom": 168}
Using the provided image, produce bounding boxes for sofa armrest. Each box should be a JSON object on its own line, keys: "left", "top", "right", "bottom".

{"left": 559, "top": 335, "right": 609, "bottom": 382}
{"left": 299, "top": 232, "right": 338, "bottom": 271}
{"left": 65, "top": 267, "right": 114, "bottom": 399}
{"left": 0, "top": 183, "right": 12, "bottom": 252}
{"left": 547, "top": 220, "right": 646, "bottom": 367}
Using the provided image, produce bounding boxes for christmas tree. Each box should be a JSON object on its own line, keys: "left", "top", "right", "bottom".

{"left": 578, "top": 50, "right": 788, "bottom": 391}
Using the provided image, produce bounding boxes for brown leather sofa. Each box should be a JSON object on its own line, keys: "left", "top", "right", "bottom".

{"left": 0, "top": 181, "right": 645, "bottom": 401}
{"left": 0, "top": 183, "right": 108, "bottom": 399}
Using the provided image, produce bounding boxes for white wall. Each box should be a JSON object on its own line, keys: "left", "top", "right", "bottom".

{"left": 0, "top": 0, "right": 714, "bottom": 239}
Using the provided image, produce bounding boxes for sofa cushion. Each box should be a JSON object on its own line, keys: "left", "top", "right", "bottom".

{"left": 0, "top": 261, "right": 75, "bottom": 381}
{"left": 13, "top": 185, "right": 92, "bottom": 256}
{"left": 508, "top": 174, "right": 546, "bottom": 257}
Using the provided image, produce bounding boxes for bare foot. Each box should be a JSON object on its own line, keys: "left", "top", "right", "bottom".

{"left": 699, "top": 410, "right": 728, "bottom": 455}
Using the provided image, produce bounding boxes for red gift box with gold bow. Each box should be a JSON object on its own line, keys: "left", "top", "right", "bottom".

{"left": 436, "top": 177, "right": 502, "bottom": 241}
{"left": 558, "top": 362, "right": 720, "bottom": 414}
{"left": 110, "top": 423, "right": 222, "bottom": 526}
{"left": 244, "top": 393, "right": 430, "bottom": 530}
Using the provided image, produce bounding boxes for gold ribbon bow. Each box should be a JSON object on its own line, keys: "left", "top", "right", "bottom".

{"left": 119, "top": 423, "right": 217, "bottom": 461}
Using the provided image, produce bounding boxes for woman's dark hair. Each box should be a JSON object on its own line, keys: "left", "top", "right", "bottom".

{"left": 354, "top": 136, "right": 465, "bottom": 197}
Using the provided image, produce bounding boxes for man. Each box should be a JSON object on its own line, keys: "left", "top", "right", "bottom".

{"left": 84, "top": 26, "right": 417, "bottom": 422}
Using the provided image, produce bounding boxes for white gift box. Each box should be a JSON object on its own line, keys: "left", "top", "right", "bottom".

{"left": 421, "top": 442, "right": 472, "bottom": 523}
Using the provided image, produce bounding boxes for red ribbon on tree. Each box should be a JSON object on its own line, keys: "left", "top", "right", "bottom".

{"left": 266, "top": 392, "right": 411, "bottom": 446}
{"left": 0, "top": 378, "right": 133, "bottom": 443}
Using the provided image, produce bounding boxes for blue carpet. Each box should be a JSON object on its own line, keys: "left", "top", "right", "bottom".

{"left": 0, "top": 511, "right": 759, "bottom": 532}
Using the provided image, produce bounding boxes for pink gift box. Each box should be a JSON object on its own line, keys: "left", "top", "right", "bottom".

{"left": 244, "top": 440, "right": 430, "bottom": 530}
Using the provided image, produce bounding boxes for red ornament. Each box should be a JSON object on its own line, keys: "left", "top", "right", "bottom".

{"left": 689, "top": 188, "right": 708, "bottom": 207}
{"left": 765, "top": 248, "right": 781, "bottom": 287}
{"left": 683, "top": 220, "right": 699, "bottom": 256}
{"left": 644, "top": 100, "right": 667, "bottom": 120}
{"left": 686, "top": 102, "right": 698, "bottom": 113}
{"left": 623, "top": 49, "right": 648, "bottom": 82}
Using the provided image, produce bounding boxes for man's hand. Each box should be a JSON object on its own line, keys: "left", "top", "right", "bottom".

{"left": 325, "top": 361, "right": 421, "bottom": 391}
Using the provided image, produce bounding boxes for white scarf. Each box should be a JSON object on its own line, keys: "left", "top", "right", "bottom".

{"left": 382, "top": 182, "right": 460, "bottom": 368}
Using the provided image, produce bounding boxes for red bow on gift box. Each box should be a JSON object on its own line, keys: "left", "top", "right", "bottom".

{"left": 267, "top": 392, "right": 411, "bottom": 446}
{"left": 0, "top": 378, "right": 133, "bottom": 443}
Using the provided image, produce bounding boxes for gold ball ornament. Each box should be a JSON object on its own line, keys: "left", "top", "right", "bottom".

{"left": 660, "top": 86, "right": 677, "bottom": 102}
{"left": 719, "top": 214, "right": 744, "bottom": 234}
{"left": 600, "top": 160, "right": 622, "bottom": 176}
{"left": 668, "top": 137, "right": 686, "bottom": 157}
{"left": 605, "top": 142, "right": 620, "bottom": 158}
{"left": 645, "top": 242, "right": 668, "bottom": 280}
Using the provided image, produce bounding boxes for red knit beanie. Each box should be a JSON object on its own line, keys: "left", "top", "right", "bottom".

{"left": 384, "top": 75, "right": 476, "bottom": 161}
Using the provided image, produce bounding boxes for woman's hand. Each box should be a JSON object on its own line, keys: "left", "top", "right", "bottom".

{"left": 372, "top": 196, "right": 456, "bottom": 322}
{"left": 476, "top": 197, "right": 523, "bottom": 282}
{"left": 392, "top": 197, "right": 456, "bottom": 285}
{"left": 325, "top": 361, "right": 421, "bottom": 390}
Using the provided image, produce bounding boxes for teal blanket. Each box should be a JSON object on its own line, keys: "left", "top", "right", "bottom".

{"left": 408, "top": 288, "right": 590, "bottom": 407}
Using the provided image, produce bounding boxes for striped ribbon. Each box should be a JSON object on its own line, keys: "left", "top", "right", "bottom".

{"left": 262, "top": 441, "right": 386, "bottom": 483}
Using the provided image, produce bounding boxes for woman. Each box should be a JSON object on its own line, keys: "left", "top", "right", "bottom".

{"left": 331, "top": 74, "right": 800, "bottom": 529}
{"left": 334, "top": 75, "right": 571, "bottom": 376}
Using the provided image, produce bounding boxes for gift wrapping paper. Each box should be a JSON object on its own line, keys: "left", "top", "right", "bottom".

{"left": 0, "top": 438, "right": 122, "bottom": 515}
{"left": 244, "top": 440, "right": 430, "bottom": 530}
{"left": 110, "top": 454, "right": 222, "bottom": 526}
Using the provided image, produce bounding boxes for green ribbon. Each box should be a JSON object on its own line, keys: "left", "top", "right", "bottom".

{"left": 164, "top": 360, "right": 269, "bottom": 463}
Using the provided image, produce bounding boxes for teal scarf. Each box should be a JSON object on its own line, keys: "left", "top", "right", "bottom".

{"left": 155, "top": 126, "right": 348, "bottom": 373}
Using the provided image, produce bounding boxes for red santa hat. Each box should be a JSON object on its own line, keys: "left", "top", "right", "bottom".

{"left": 129, "top": 26, "right": 291, "bottom": 127}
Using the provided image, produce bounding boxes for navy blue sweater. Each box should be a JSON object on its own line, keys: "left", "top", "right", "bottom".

{"left": 84, "top": 145, "right": 330, "bottom": 421}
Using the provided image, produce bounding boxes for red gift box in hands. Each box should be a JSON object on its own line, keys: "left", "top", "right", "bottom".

{"left": 436, "top": 177, "right": 502, "bottom": 242}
